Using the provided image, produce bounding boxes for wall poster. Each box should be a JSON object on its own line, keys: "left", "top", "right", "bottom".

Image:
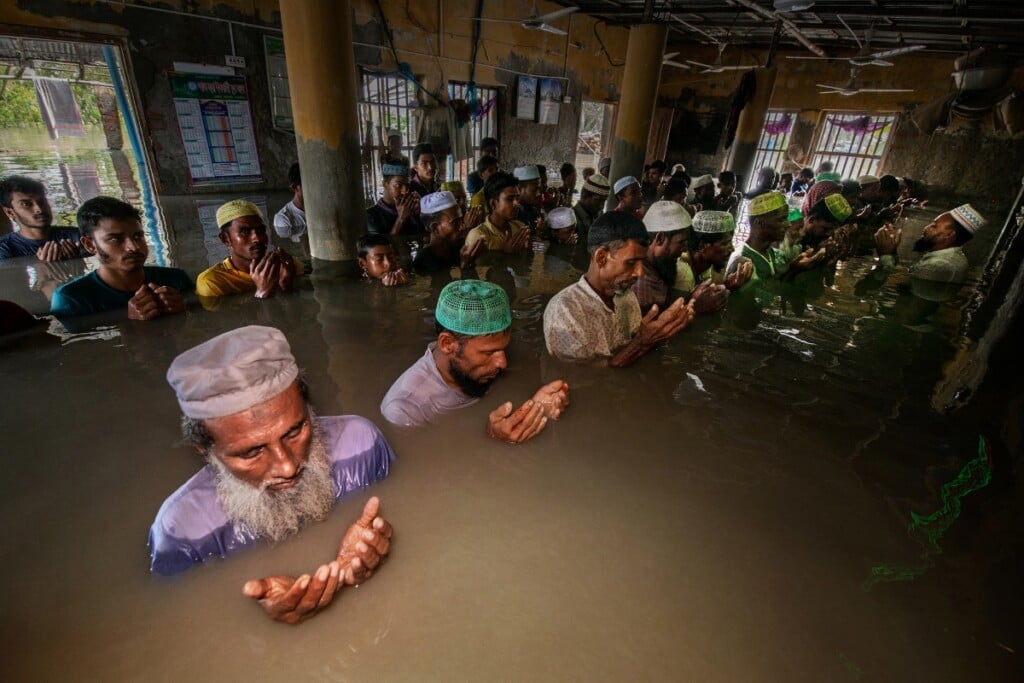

{"left": 538, "top": 78, "right": 563, "bottom": 125}
{"left": 516, "top": 75, "right": 537, "bottom": 120}
{"left": 169, "top": 72, "right": 263, "bottom": 185}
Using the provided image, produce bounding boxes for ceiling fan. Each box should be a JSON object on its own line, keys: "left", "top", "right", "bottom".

{"left": 662, "top": 52, "right": 690, "bottom": 70}
{"left": 817, "top": 67, "right": 914, "bottom": 96}
{"left": 469, "top": 3, "right": 579, "bottom": 36}
{"left": 788, "top": 16, "right": 925, "bottom": 67}
{"left": 686, "top": 43, "right": 749, "bottom": 73}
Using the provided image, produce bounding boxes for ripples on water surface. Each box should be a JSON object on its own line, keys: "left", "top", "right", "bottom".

{"left": 0, "top": 195, "right": 1019, "bottom": 681}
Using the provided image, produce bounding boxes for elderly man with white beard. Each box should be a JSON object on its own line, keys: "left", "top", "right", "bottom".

{"left": 149, "top": 325, "right": 395, "bottom": 624}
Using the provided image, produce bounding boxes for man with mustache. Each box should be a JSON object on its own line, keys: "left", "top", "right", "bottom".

{"left": 874, "top": 203, "right": 987, "bottom": 285}
{"left": 544, "top": 211, "right": 695, "bottom": 367}
{"left": 0, "top": 175, "right": 83, "bottom": 261}
{"left": 49, "top": 196, "right": 192, "bottom": 318}
{"left": 196, "top": 200, "right": 302, "bottom": 299}
{"left": 381, "top": 279, "right": 568, "bottom": 443}
{"left": 150, "top": 326, "right": 395, "bottom": 624}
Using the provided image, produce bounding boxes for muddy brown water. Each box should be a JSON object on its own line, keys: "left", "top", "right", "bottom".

{"left": 0, "top": 197, "right": 1020, "bottom": 681}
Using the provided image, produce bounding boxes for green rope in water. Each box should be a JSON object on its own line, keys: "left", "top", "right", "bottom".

{"left": 863, "top": 435, "right": 992, "bottom": 591}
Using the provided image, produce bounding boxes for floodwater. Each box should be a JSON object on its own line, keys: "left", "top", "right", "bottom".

{"left": 1, "top": 179, "right": 1022, "bottom": 680}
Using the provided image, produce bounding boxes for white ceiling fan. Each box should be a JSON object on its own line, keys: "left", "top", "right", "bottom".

{"left": 789, "top": 16, "right": 925, "bottom": 67}
{"left": 817, "top": 67, "right": 914, "bottom": 96}
{"left": 662, "top": 52, "right": 690, "bottom": 69}
{"left": 469, "top": 3, "right": 579, "bottom": 36}
{"left": 686, "top": 43, "right": 749, "bottom": 73}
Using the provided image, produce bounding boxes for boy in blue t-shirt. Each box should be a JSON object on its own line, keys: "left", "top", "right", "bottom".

{"left": 0, "top": 175, "right": 82, "bottom": 260}
{"left": 50, "top": 196, "right": 193, "bottom": 319}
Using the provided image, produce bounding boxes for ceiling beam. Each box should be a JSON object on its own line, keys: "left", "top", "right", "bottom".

{"left": 728, "top": 0, "right": 827, "bottom": 57}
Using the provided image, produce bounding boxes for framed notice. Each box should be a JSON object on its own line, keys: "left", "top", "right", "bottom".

{"left": 516, "top": 75, "right": 537, "bottom": 120}
{"left": 264, "top": 36, "right": 293, "bottom": 131}
{"left": 538, "top": 78, "right": 563, "bottom": 125}
{"left": 169, "top": 72, "right": 263, "bottom": 185}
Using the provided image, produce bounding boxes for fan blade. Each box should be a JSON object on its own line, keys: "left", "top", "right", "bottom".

{"left": 786, "top": 56, "right": 836, "bottom": 60}
{"left": 869, "top": 45, "right": 925, "bottom": 60}
{"left": 685, "top": 60, "right": 715, "bottom": 69}
{"left": 715, "top": 65, "right": 751, "bottom": 71}
{"left": 867, "top": 59, "right": 894, "bottom": 67}
{"left": 858, "top": 88, "right": 914, "bottom": 93}
{"left": 836, "top": 15, "right": 862, "bottom": 49}
{"left": 473, "top": 18, "right": 522, "bottom": 24}
{"left": 536, "top": 7, "right": 579, "bottom": 24}
{"left": 816, "top": 84, "right": 845, "bottom": 91}
{"left": 663, "top": 52, "right": 679, "bottom": 60}
{"left": 535, "top": 23, "right": 567, "bottom": 35}
{"left": 663, "top": 60, "right": 690, "bottom": 69}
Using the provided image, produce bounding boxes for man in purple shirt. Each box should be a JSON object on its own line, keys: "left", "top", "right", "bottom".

{"left": 150, "top": 325, "right": 395, "bottom": 624}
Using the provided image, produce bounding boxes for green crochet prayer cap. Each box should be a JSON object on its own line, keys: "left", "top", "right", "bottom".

{"left": 435, "top": 279, "right": 512, "bottom": 336}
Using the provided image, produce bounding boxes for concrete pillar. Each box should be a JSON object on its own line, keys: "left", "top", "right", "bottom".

{"left": 724, "top": 67, "right": 778, "bottom": 189}
{"left": 279, "top": 0, "right": 364, "bottom": 263}
{"left": 607, "top": 23, "right": 668, "bottom": 210}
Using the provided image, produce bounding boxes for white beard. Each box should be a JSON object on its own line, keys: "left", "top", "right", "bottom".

{"left": 209, "top": 414, "right": 335, "bottom": 542}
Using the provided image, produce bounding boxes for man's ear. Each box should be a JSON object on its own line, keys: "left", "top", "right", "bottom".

{"left": 80, "top": 234, "right": 97, "bottom": 255}
{"left": 594, "top": 245, "right": 609, "bottom": 267}
{"left": 436, "top": 331, "right": 460, "bottom": 355}
{"left": 217, "top": 230, "right": 230, "bottom": 247}
{"left": 2, "top": 206, "right": 16, "bottom": 222}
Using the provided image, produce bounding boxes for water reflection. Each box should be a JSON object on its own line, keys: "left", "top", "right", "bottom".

{"left": 0, "top": 198, "right": 1018, "bottom": 680}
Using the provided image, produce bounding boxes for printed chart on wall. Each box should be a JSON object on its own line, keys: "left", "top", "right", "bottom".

{"left": 169, "top": 72, "right": 263, "bottom": 185}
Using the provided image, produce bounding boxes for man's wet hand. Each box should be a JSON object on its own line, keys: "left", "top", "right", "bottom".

{"left": 636, "top": 297, "right": 695, "bottom": 346}
{"left": 127, "top": 284, "right": 161, "bottom": 320}
{"left": 336, "top": 497, "right": 392, "bottom": 585}
{"left": 689, "top": 280, "right": 729, "bottom": 314}
{"left": 250, "top": 252, "right": 280, "bottom": 298}
{"left": 150, "top": 284, "right": 185, "bottom": 315}
{"left": 487, "top": 399, "right": 547, "bottom": 443}
{"left": 531, "top": 380, "right": 569, "bottom": 420}
{"left": 724, "top": 258, "right": 753, "bottom": 290}
{"left": 242, "top": 561, "right": 343, "bottom": 625}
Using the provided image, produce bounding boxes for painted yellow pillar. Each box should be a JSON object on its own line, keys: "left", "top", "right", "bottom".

{"left": 607, "top": 23, "right": 668, "bottom": 210}
{"left": 725, "top": 67, "right": 778, "bottom": 189}
{"left": 279, "top": 0, "right": 363, "bottom": 263}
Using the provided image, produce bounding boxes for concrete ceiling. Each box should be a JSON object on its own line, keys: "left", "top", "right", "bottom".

{"left": 560, "top": 0, "right": 1024, "bottom": 60}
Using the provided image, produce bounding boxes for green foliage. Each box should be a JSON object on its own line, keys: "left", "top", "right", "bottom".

{"left": 0, "top": 80, "right": 102, "bottom": 127}
{"left": 0, "top": 81, "right": 43, "bottom": 127}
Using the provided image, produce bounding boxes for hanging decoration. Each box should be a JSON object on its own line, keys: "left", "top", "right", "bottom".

{"left": 762, "top": 112, "right": 792, "bottom": 136}
{"left": 827, "top": 115, "right": 891, "bottom": 135}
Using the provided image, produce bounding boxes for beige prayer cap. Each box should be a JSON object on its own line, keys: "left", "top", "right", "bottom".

{"left": 167, "top": 326, "right": 299, "bottom": 419}
{"left": 216, "top": 199, "right": 263, "bottom": 230}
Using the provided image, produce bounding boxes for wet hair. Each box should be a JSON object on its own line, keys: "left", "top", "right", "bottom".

{"left": 356, "top": 232, "right": 392, "bottom": 257}
{"left": 480, "top": 136, "right": 498, "bottom": 151}
{"left": 879, "top": 175, "right": 900, "bottom": 194}
{"left": 560, "top": 162, "right": 575, "bottom": 180}
{"left": 719, "top": 171, "right": 736, "bottom": 186}
{"left": 799, "top": 167, "right": 814, "bottom": 179}
{"left": 287, "top": 162, "right": 301, "bottom": 188}
{"left": 434, "top": 321, "right": 476, "bottom": 342}
{"left": 476, "top": 155, "right": 498, "bottom": 174}
{"left": 817, "top": 160, "right": 834, "bottom": 173}
{"left": 77, "top": 196, "right": 141, "bottom": 237}
{"left": 181, "top": 376, "right": 310, "bottom": 455}
{"left": 0, "top": 175, "right": 46, "bottom": 208}
{"left": 412, "top": 143, "right": 434, "bottom": 164}
{"left": 662, "top": 180, "right": 689, "bottom": 202}
{"left": 587, "top": 238, "right": 650, "bottom": 256}
{"left": 648, "top": 160, "right": 667, "bottom": 172}
{"left": 841, "top": 180, "right": 861, "bottom": 198}
{"left": 483, "top": 171, "right": 518, "bottom": 205}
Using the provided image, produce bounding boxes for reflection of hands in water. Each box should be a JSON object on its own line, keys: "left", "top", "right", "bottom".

{"left": 689, "top": 280, "right": 729, "bottom": 314}
{"left": 36, "top": 239, "right": 80, "bottom": 262}
{"left": 487, "top": 399, "right": 548, "bottom": 444}
{"left": 30, "top": 259, "right": 84, "bottom": 299}
{"left": 242, "top": 497, "right": 392, "bottom": 625}
{"left": 531, "top": 379, "right": 570, "bottom": 420}
{"left": 724, "top": 258, "right": 753, "bottom": 291}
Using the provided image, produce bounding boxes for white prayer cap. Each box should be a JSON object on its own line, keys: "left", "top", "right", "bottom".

{"left": 547, "top": 206, "right": 577, "bottom": 230}
{"left": 643, "top": 200, "right": 692, "bottom": 233}
{"left": 420, "top": 191, "right": 457, "bottom": 215}
{"left": 692, "top": 210, "right": 736, "bottom": 234}
{"left": 513, "top": 165, "right": 540, "bottom": 182}
{"left": 613, "top": 175, "right": 640, "bottom": 195}
{"left": 948, "top": 203, "right": 986, "bottom": 234}
{"left": 691, "top": 174, "right": 714, "bottom": 189}
{"left": 167, "top": 326, "right": 299, "bottom": 420}
{"left": 857, "top": 174, "right": 880, "bottom": 185}
{"left": 582, "top": 173, "right": 611, "bottom": 196}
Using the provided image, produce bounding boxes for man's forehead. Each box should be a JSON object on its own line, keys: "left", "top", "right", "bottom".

{"left": 11, "top": 191, "right": 46, "bottom": 202}
{"left": 97, "top": 216, "right": 143, "bottom": 233}
{"left": 465, "top": 329, "right": 511, "bottom": 351}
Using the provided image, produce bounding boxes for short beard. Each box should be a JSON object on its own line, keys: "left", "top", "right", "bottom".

{"left": 209, "top": 410, "right": 335, "bottom": 543}
{"left": 449, "top": 354, "right": 496, "bottom": 398}
{"left": 651, "top": 256, "right": 678, "bottom": 285}
{"left": 912, "top": 237, "right": 932, "bottom": 252}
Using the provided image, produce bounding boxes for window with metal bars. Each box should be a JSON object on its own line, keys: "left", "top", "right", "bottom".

{"left": 446, "top": 81, "right": 500, "bottom": 185}
{"left": 358, "top": 70, "right": 419, "bottom": 202}
{"left": 810, "top": 113, "right": 898, "bottom": 181}
{"left": 746, "top": 109, "right": 796, "bottom": 193}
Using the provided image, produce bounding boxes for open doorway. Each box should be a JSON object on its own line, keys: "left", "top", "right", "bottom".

{"left": 0, "top": 35, "right": 166, "bottom": 262}
{"left": 576, "top": 100, "right": 615, "bottom": 190}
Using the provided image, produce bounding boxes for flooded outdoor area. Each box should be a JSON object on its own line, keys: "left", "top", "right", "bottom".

{"left": 2, "top": 165, "right": 1022, "bottom": 680}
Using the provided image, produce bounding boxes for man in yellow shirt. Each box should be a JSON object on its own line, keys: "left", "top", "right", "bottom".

{"left": 196, "top": 200, "right": 302, "bottom": 299}
{"left": 464, "top": 172, "right": 531, "bottom": 254}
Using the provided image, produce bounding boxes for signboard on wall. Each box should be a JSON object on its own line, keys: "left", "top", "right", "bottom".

{"left": 263, "top": 36, "right": 293, "bottom": 131}
{"left": 169, "top": 72, "right": 263, "bottom": 185}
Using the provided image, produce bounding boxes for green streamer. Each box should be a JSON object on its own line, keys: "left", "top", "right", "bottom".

{"left": 863, "top": 436, "right": 992, "bottom": 590}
